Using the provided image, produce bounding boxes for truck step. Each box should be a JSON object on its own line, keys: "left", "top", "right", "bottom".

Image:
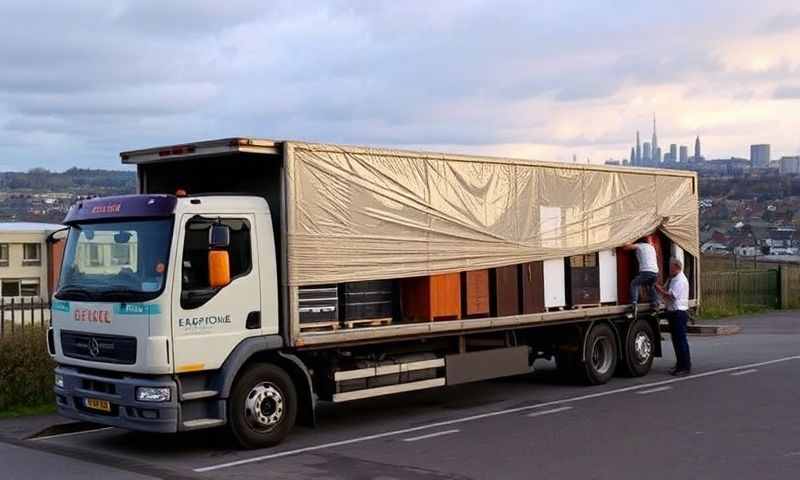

{"left": 180, "top": 390, "right": 219, "bottom": 401}
{"left": 332, "top": 378, "right": 445, "bottom": 402}
{"left": 343, "top": 317, "right": 392, "bottom": 329}
{"left": 182, "top": 418, "right": 225, "bottom": 430}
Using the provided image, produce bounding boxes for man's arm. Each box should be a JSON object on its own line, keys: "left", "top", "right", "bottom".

{"left": 656, "top": 282, "right": 675, "bottom": 300}
{"left": 622, "top": 243, "right": 638, "bottom": 251}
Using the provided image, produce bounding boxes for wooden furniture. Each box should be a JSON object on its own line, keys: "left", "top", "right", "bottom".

{"left": 565, "top": 254, "right": 600, "bottom": 307}
{"left": 616, "top": 246, "right": 636, "bottom": 305}
{"left": 461, "top": 269, "right": 490, "bottom": 318}
{"left": 401, "top": 273, "right": 461, "bottom": 321}
{"left": 491, "top": 265, "right": 520, "bottom": 317}
{"left": 598, "top": 250, "right": 618, "bottom": 304}
{"left": 543, "top": 258, "right": 566, "bottom": 309}
{"left": 341, "top": 280, "right": 395, "bottom": 325}
{"left": 519, "top": 261, "right": 545, "bottom": 314}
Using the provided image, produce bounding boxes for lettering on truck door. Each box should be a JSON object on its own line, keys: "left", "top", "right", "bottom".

{"left": 170, "top": 214, "right": 261, "bottom": 373}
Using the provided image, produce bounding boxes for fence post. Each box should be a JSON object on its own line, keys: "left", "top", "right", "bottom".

{"left": 0, "top": 297, "right": 4, "bottom": 337}
{"left": 10, "top": 298, "right": 15, "bottom": 335}
{"left": 736, "top": 271, "right": 742, "bottom": 311}
{"left": 779, "top": 266, "right": 789, "bottom": 309}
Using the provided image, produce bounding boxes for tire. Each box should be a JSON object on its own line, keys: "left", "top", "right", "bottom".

{"left": 228, "top": 363, "right": 297, "bottom": 449}
{"left": 618, "top": 319, "right": 655, "bottom": 377}
{"left": 578, "top": 323, "right": 618, "bottom": 385}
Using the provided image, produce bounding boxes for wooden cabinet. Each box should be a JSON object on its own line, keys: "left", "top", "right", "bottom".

{"left": 519, "top": 261, "right": 545, "bottom": 314}
{"left": 491, "top": 265, "right": 520, "bottom": 317}
{"left": 616, "top": 246, "right": 636, "bottom": 305}
{"left": 598, "top": 250, "right": 618, "bottom": 304}
{"left": 543, "top": 258, "right": 566, "bottom": 309}
{"left": 401, "top": 273, "right": 461, "bottom": 321}
{"left": 462, "top": 269, "right": 490, "bottom": 318}
{"left": 565, "top": 254, "right": 600, "bottom": 306}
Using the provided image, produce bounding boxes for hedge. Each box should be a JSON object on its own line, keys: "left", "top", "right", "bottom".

{"left": 0, "top": 326, "right": 55, "bottom": 412}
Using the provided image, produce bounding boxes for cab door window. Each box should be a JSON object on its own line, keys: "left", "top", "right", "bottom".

{"left": 180, "top": 217, "right": 251, "bottom": 308}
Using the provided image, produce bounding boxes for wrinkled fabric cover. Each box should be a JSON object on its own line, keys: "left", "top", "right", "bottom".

{"left": 286, "top": 142, "right": 699, "bottom": 286}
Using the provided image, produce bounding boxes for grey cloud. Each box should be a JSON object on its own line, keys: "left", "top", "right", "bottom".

{"left": 773, "top": 85, "right": 800, "bottom": 98}
{"left": 759, "top": 11, "right": 800, "bottom": 33}
{"left": 0, "top": 0, "right": 797, "bottom": 170}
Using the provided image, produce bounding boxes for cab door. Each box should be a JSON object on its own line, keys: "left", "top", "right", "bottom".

{"left": 170, "top": 213, "right": 262, "bottom": 373}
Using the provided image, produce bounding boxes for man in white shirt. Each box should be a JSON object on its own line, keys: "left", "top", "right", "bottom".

{"left": 656, "top": 257, "right": 692, "bottom": 376}
{"left": 623, "top": 237, "right": 661, "bottom": 317}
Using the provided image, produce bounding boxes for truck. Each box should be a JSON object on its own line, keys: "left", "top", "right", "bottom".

{"left": 49, "top": 138, "right": 700, "bottom": 448}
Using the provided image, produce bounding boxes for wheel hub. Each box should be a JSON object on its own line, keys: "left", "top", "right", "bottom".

{"left": 590, "top": 336, "right": 613, "bottom": 375}
{"left": 633, "top": 332, "right": 652, "bottom": 364}
{"left": 244, "top": 382, "right": 285, "bottom": 431}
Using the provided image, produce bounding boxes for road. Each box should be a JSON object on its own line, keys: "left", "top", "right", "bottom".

{"left": 2, "top": 310, "right": 800, "bottom": 480}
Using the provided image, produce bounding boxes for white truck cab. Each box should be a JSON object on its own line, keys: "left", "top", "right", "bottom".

{"left": 53, "top": 194, "right": 282, "bottom": 436}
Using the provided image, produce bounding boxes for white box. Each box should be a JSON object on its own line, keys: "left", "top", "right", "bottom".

{"left": 598, "top": 249, "right": 618, "bottom": 303}
{"left": 670, "top": 244, "right": 685, "bottom": 267}
{"left": 543, "top": 258, "right": 566, "bottom": 308}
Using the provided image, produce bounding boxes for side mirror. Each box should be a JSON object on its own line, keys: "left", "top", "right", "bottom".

{"left": 209, "top": 224, "right": 230, "bottom": 249}
{"left": 208, "top": 250, "right": 231, "bottom": 288}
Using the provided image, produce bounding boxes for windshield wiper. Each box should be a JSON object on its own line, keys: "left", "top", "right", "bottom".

{"left": 55, "top": 286, "right": 93, "bottom": 300}
{"left": 95, "top": 288, "right": 143, "bottom": 301}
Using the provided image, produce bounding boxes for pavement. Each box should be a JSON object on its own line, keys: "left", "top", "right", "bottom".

{"left": 2, "top": 310, "right": 800, "bottom": 479}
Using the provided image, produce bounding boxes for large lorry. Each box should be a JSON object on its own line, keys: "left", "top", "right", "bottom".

{"left": 49, "top": 138, "right": 700, "bottom": 448}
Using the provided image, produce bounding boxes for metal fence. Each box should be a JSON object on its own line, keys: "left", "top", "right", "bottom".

{"left": 0, "top": 298, "right": 52, "bottom": 337}
{"left": 700, "top": 269, "right": 780, "bottom": 313}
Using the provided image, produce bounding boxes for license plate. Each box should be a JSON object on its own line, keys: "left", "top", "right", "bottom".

{"left": 84, "top": 398, "right": 111, "bottom": 412}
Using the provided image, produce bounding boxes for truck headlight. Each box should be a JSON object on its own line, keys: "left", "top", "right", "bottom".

{"left": 136, "top": 387, "right": 171, "bottom": 402}
{"left": 54, "top": 374, "right": 64, "bottom": 388}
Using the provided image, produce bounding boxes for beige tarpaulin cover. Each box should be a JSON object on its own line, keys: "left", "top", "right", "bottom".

{"left": 286, "top": 142, "right": 699, "bottom": 286}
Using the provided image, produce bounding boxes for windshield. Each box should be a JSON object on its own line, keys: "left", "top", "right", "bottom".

{"left": 56, "top": 218, "right": 173, "bottom": 301}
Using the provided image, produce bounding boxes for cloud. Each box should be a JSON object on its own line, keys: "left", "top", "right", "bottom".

{"left": 773, "top": 85, "right": 800, "bottom": 99}
{"left": 759, "top": 11, "right": 800, "bottom": 33}
{"left": 0, "top": 0, "right": 799, "bottom": 170}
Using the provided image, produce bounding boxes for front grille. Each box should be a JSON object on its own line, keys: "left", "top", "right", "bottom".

{"left": 61, "top": 330, "right": 137, "bottom": 365}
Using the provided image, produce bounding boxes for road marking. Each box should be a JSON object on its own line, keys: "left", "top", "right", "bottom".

{"left": 402, "top": 429, "right": 460, "bottom": 442}
{"left": 730, "top": 369, "right": 758, "bottom": 376}
{"left": 194, "top": 355, "right": 800, "bottom": 473}
{"left": 526, "top": 406, "right": 573, "bottom": 417}
{"left": 636, "top": 386, "right": 673, "bottom": 395}
{"left": 30, "top": 427, "right": 114, "bottom": 441}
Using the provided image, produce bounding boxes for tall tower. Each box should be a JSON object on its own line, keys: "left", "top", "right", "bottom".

{"left": 651, "top": 114, "right": 658, "bottom": 163}
{"left": 630, "top": 147, "right": 635, "bottom": 165}
{"left": 635, "top": 131, "right": 641, "bottom": 165}
{"left": 694, "top": 136, "right": 701, "bottom": 161}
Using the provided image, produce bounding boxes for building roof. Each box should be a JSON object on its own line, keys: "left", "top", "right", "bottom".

{"left": 0, "top": 222, "right": 65, "bottom": 233}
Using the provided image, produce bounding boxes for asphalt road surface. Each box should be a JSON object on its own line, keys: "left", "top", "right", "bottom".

{"left": 2, "top": 310, "right": 800, "bottom": 480}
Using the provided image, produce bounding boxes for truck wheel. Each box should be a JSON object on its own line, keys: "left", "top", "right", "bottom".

{"left": 619, "top": 319, "right": 655, "bottom": 377}
{"left": 579, "top": 323, "right": 618, "bottom": 385}
{"left": 228, "top": 363, "right": 297, "bottom": 449}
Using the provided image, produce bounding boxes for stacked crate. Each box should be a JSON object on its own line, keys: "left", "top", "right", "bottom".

{"left": 298, "top": 285, "right": 339, "bottom": 331}
{"left": 340, "top": 280, "right": 395, "bottom": 328}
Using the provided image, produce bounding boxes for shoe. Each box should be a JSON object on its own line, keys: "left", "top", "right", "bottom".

{"left": 670, "top": 368, "right": 691, "bottom": 377}
{"left": 632, "top": 303, "right": 639, "bottom": 319}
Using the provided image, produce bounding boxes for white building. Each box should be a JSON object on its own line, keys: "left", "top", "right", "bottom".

{"left": 780, "top": 156, "right": 800, "bottom": 175}
{"left": 0, "top": 222, "right": 66, "bottom": 302}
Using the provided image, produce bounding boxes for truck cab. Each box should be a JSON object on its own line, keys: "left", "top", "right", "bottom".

{"left": 52, "top": 193, "right": 281, "bottom": 435}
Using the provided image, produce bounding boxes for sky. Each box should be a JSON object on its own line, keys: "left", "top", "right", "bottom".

{"left": 1, "top": 0, "right": 799, "bottom": 171}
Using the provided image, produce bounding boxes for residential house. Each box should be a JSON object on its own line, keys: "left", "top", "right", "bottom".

{"left": 0, "top": 223, "right": 66, "bottom": 302}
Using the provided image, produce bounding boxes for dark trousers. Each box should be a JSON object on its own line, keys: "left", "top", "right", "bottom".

{"left": 667, "top": 310, "right": 691, "bottom": 370}
{"left": 630, "top": 271, "right": 659, "bottom": 306}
